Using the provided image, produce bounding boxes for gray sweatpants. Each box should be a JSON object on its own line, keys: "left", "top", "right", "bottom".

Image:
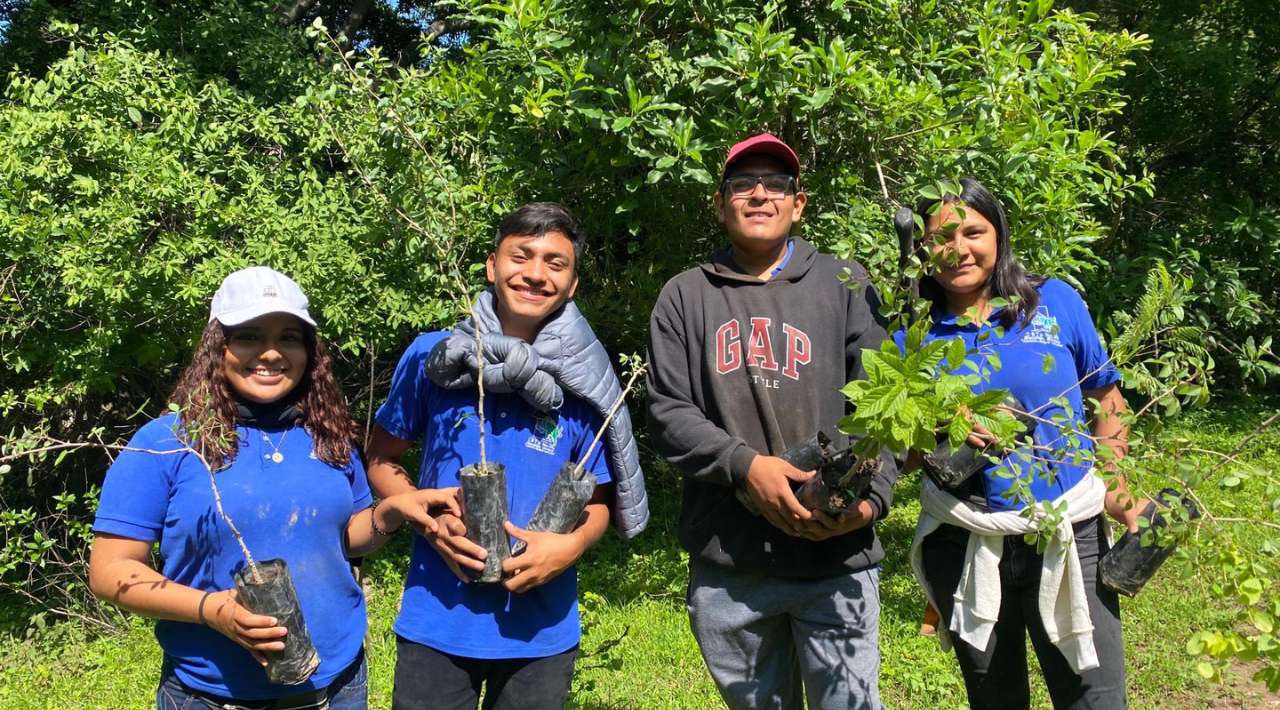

{"left": 687, "top": 560, "right": 882, "bottom": 710}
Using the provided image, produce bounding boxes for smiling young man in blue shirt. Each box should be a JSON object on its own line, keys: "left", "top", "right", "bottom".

{"left": 366, "top": 203, "right": 615, "bottom": 710}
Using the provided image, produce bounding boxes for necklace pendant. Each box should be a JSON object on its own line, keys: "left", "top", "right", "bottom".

{"left": 271, "top": 452, "right": 284, "bottom": 464}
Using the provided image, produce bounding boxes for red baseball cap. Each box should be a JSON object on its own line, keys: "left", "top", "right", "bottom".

{"left": 723, "top": 133, "right": 801, "bottom": 178}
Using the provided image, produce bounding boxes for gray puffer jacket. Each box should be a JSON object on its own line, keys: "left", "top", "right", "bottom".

{"left": 426, "top": 290, "right": 648, "bottom": 539}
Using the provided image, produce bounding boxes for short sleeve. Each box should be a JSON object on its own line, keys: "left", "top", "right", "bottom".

{"left": 93, "top": 418, "right": 181, "bottom": 542}
{"left": 1056, "top": 281, "right": 1121, "bottom": 391}
{"left": 347, "top": 448, "right": 374, "bottom": 513}
{"left": 375, "top": 333, "right": 446, "bottom": 442}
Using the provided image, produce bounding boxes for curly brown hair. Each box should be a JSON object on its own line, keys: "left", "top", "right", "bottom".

{"left": 169, "top": 320, "right": 359, "bottom": 470}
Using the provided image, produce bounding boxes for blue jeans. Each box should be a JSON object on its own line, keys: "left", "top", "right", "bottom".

{"left": 687, "top": 560, "right": 883, "bottom": 710}
{"left": 156, "top": 650, "right": 367, "bottom": 710}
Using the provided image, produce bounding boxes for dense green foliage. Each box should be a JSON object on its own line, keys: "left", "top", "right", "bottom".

{"left": 1068, "top": 0, "right": 1280, "bottom": 387}
{"left": 0, "top": 0, "right": 1276, "bottom": 698}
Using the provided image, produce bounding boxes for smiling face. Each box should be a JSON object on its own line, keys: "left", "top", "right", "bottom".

{"left": 222, "top": 312, "right": 309, "bottom": 404}
{"left": 485, "top": 230, "right": 579, "bottom": 342}
{"left": 714, "top": 155, "right": 807, "bottom": 254}
{"left": 926, "top": 201, "right": 998, "bottom": 298}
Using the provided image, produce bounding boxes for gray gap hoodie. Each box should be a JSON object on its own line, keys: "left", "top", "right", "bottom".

{"left": 646, "top": 237, "right": 896, "bottom": 579}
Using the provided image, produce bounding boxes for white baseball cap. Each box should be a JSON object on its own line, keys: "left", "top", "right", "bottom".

{"left": 209, "top": 266, "right": 317, "bottom": 327}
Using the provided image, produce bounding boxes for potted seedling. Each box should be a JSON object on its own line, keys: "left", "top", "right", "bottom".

{"left": 919, "top": 394, "right": 1038, "bottom": 490}
{"left": 175, "top": 405, "right": 320, "bottom": 685}
{"left": 512, "top": 356, "right": 646, "bottom": 555}
{"left": 735, "top": 431, "right": 884, "bottom": 517}
{"left": 1100, "top": 488, "right": 1201, "bottom": 596}
{"left": 456, "top": 318, "right": 511, "bottom": 583}
{"left": 792, "top": 433, "right": 883, "bottom": 515}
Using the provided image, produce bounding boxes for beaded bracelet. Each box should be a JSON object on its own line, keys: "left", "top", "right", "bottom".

{"left": 369, "top": 499, "right": 394, "bottom": 537}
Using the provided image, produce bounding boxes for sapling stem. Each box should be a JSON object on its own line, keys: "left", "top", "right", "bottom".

{"left": 573, "top": 363, "right": 646, "bottom": 478}
{"left": 177, "top": 400, "right": 262, "bottom": 583}
{"left": 203, "top": 458, "right": 262, "bottom": 584}
{"left": 472, "top": 306, "right": 487, "bottom": 470}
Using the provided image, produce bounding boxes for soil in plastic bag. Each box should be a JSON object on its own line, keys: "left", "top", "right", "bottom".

{"left": 795, "top": 452, "right": 881, "bottom": 515}
{"left": 735, "top": 432, "right": 877, "bottom": 516}
{"left": 512, "top": 461, "right": 595, "bottom": 556}
{"left": 922, "top": 394, "right": 1036, "bottom": 490}
{"left": 459, "top": 462, "right": 510, "bottom": 583}
{"left": 233, "top": 559, "right": 320, "bottom": 686}
{"left": 1100, "top": 488, "right": 1200, "bottom": 597}
{"left": 734, "top": 433, "right": 828, "bottom": 514}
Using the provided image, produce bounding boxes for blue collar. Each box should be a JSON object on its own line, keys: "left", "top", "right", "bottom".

{"left": 932, "top": 303, "right": 1008, "bottom": 329}
{"left": 769, "top": 239, "right": 795, "bottom": 278}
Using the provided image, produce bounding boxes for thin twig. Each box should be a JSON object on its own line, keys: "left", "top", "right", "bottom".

{"left": 188, "top": 442, "right": 261, "bottom": 583}
{"left": 319, "top": 29, "right": 460, "bottom": 230}
{"left": 472, "top": 309, "right": 487, "bottom": 469}
{"left": 874, "top": 158, "right": 891, "bottom": 203}
{"left": 1207, "top": 517, "right": 1280, "bottom": 532}
{"left": 0, "top": 441, "right": 94, "bottom": 462}
{"left": 574, "top": 364, "right": 647, "bottom": 477}
{"left": 364, "top": 341, "right": 376, "bottom": 449}
{"left": 882, "top": 118, "right": 966, "bottom": 143}
{"left": 1220, "top": 411, "right": 1280, "bottom": 461}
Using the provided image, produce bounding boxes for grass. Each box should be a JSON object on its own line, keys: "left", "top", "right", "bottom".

{"left": 1, "top": 399, "right": 1277, "bottom": 709}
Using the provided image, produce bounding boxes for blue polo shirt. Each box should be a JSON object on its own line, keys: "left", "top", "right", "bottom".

{"left": 376, "top": 332, "right": 610, "bottom": 659}
{"left": 93, "top": 414, "right": 371, "bottom": 699}
{"left": 896, "top": 278, "right": 1120, "bottom": 510}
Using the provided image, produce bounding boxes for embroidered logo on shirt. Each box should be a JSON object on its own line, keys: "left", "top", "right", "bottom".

{"left": 1022, "top": 306, "right": 1063, "bottom": 347}
{"left": 525, "top": 415, "right": 564, "bottom": 454}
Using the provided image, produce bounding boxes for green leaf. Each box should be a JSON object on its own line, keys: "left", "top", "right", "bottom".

{"left": 946, "top": 338, "right": 966, "bottom": 370}
{"left": 127, "top": 106, "right": 142, "bottom": 124}
{"left": 1041, "top": 354, "right": 1055, "bottom": 373}
{"left": 1248, "top": 609, "right": 1274, "bottom": 635}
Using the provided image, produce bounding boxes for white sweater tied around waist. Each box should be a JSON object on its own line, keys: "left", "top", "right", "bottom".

{"left": 908, "top": 473, "right": 1107, "bottom": 673}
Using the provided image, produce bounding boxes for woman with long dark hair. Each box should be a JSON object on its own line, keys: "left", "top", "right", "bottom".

{"left": 88, "top": 267, "right": 457, "bottom": 709}
{"left": 903, "top": 178, "right": 1149, "bottom": 709}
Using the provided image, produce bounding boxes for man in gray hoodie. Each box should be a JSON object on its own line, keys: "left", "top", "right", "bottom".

{"left": 646, "top": 133, "right": 895, "bottom": 709}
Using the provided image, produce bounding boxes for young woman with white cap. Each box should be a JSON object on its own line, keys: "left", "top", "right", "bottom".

{"left": 88, "top": 266, "right": 457, "bottom": 709}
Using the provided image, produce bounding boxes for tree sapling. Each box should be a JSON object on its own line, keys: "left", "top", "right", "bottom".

{"left": 177, "top": 406, "right": 320, "bottom": 685}
{"left": 457, "top": 315, "right": 511, "bottom": 583}
{"left": 511, "top": 356, "right": 646, "bottom": 555}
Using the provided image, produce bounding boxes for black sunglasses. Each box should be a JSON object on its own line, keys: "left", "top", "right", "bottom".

{"left": 721, "top": 173, "right": 797, "bottom": 197}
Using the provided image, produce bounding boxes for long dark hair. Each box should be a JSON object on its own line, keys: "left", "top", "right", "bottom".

{"left": 169, "top": 320, "right": 359, "bottom": 470}
{"left": 915, "top": 177, "right": 1044, "bottom": 328}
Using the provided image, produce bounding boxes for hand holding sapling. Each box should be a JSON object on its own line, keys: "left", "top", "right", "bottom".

{"left": 794, "top": 500, "right": 875, "bottom": 541}
{"left": 203, "top": 589, "right": 288, "bottom": 667}
{"left": 501, "top": 522, "right": 588, "bottom": 593}
{"left": 425, "top": 512, "right": 488, "bottom": 582}
{"left": 376, "top": 487, "right": 462, "bottom": 536}
{"left": 1107, "top": 494, "right": 1153, "bottom": 534}
{"left": 744, "top": 455, "right": 816, "bottom": 537}
{"left": 791, "top": 433, "right": 882, "bottom": 515}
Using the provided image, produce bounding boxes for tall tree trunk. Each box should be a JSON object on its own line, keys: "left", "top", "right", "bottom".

{"left": 340, "top": 0, "right": 374, "bottom": 48}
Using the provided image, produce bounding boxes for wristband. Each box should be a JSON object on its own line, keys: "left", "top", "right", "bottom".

{"left": 197, "top": 590, "right": 213, "bottom": 626}
{"left": 369, "top": 500, "right": 394, "bottom": 537}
